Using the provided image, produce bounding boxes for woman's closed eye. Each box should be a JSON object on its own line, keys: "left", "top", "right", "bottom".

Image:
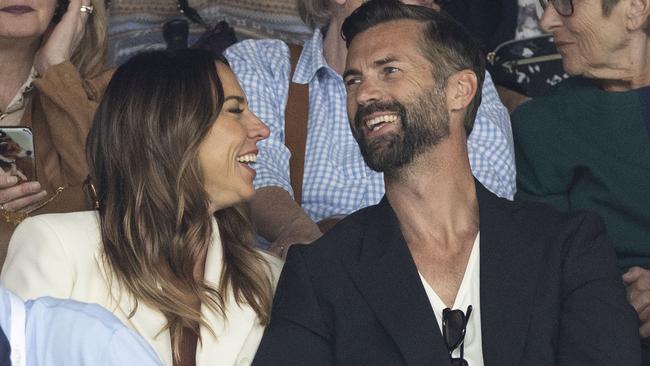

{"left": 223, "top": 95, "right": 247, "bottom": 115}
{"left": 228, "top": 107, "right": 244, "bottom": 114}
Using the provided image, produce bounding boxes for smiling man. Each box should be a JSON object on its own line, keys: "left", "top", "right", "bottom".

{"left": 225, "top": 0, "right": 516, "bottom": 258}
{"left": 251, "top": 1, "right": 641, "bottom": 365}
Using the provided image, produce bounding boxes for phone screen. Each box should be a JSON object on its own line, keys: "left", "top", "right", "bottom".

{"left": 0, "top": 127, "right": 36, "bottom": 182}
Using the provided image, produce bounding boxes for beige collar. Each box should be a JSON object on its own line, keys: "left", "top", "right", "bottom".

{"left": 0, "top": 67, "right": 38, "bottom": 123}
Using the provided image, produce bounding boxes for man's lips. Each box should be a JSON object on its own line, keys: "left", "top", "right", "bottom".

{"left": 359, "top": 113, "right": 399, "bottom": 139}
{"left": 0, "top": 5, "right": 34, "bottom": 14}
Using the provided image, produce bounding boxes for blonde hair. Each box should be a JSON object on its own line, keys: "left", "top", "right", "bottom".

{"left": 297, "top": 0, "right": 333, "bottom": 29}
{"left": 70, "top": 0, "right": 108, "bottom": 77}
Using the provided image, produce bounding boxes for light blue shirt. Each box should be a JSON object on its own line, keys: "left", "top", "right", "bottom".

{"left": 226, "top": 29, "right": 516, "bottom": 222}
{"left": 0, "top": 287, "right": 162, "bottom": 366}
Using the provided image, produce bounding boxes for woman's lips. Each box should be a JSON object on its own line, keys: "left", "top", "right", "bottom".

{"left": 0, "top": 5, "right": 34, "bottom": 14}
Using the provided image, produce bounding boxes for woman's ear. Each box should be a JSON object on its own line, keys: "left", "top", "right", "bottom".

{"left": 626, "top": 0, "right": 650, "bottom": 32}
{"left": 445, "top": 69, "right": 479, "bottom": 112}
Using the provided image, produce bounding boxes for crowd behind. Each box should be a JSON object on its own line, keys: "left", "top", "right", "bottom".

{"left": 0, "top": 0, "right": 649, "bottom": 365}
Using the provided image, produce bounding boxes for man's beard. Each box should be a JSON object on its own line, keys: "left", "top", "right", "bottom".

{"left": 351, "top": 87, "right": 450, "bottom": 174}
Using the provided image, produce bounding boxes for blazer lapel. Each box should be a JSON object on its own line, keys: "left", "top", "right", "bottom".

{"left": 93, "top": 218, "right": 258, "bottom": 366}
{"left": 94, "top": 251, "right": 173, "bottom": 365}
{"left": 477, "top": 183, "right": 540, "bottom": 366}
{"left": 345, "top": 198, "right": 451, "bottom": 366}
{"left": 196, "top": 219, "right": 257, "bottom": 366}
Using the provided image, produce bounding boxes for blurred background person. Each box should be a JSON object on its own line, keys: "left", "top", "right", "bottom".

{"left": 1, "top": 49, "right": 281, "bottom": 366}
{"left": 225, "top": 0, "right": 516, "bottom": 257}
{"left": 0, "top": 286, "right": 162, "bottom": 366}
{"left": 512, "top": 0, "right": 650, "bottom": 355}
{"left": 0, "top": 0, "right": 111, "bottom": 265}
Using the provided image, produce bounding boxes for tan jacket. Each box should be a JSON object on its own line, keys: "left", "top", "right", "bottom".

{"left": 1, "top": 211, "right": 283, "bottom": 366}
{"left": 0, "top": 62, "right": 113, "bottom": 265}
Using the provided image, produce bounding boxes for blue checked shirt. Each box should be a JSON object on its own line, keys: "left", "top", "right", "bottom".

{"left": 226, "top": 30, "right": 515, "bottom": 222}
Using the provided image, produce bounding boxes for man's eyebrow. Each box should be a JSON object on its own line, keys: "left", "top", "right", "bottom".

{"left": 342, "top": 68, "right": 361, "bottom": 80}
{"left": 342, "top": 56, "right": 400, "bottom": 80}
{"left": 373, "top": 56, "right": 398, "bottom": 67}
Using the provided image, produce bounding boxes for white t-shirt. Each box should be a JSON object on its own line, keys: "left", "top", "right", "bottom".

{"left": 419, "top": 233, "right": 484, "bottom": 366}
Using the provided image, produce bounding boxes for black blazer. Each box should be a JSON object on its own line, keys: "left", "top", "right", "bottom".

{"left": 253, "top": 183, "right": 641, "bottom": 365}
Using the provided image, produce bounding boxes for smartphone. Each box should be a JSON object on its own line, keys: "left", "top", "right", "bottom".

{"left": 0, "top": 127, "right": 36, "bottom": 182}
{"left": 52, "top": 0, "right": 70, "bottom": 23}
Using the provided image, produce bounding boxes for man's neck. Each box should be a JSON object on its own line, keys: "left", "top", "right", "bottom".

{"left": 385, "top": 144, "right": 479, "bottom": 253}
{"left": 386, "top": 143, "right": 479, "bottom": 307}
{"left": 0, "top": 38, "right": 39, "bottom": 112}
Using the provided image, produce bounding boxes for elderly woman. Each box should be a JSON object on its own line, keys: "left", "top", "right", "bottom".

{"left": 512, "top": 0, "right": 650, "bottom": 346}
{"left": 1, "top": 49, "right": 280, "bottom": 366}
{"left": 0, "top": 0, "right": 111, "bottom": 265}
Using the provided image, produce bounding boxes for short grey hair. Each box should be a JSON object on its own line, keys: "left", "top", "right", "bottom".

{"left": 601, "top": 0, "right": 650, "bottom": 34}
{"left": 297, "top": 0, "right": 334, "bottom": 29}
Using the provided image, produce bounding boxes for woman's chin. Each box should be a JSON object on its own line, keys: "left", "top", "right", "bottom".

{"left": 209, "top": 187, "right": 255, "bottom": 212}
{"left": 240, "top": 186, "right": 256, "bottom": 203}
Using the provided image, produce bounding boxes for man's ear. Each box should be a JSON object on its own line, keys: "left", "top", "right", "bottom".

{"left": 626, "top": 0, "right": 650, "bottom": 32}
{"left": 446, "top": 70, "right": 478, "bottom": 112}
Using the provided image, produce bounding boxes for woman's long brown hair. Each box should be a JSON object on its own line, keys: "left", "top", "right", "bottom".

{"left": 86, "top": 49, "right": 273, "bottom": 362}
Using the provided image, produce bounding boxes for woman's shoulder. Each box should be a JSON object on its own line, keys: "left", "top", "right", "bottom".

{"left": 512, "top": 78, "right": 596, "bottom": 130}
{"left": 12, "top": 211, "right": 101, "bottom": 252}
{"left": 21, "top": 210, "right": 99, "bottom": 230}
{"left": 2, "top": 211, "right": 102, "bottom": 300}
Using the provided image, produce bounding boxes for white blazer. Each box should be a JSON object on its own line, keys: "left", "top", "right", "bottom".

{"left": 0, "top": 211, "right": 283, "bottom": 366}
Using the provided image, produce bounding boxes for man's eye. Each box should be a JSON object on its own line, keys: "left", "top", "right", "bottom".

{"left": 228, "top": 107, "right": 244, "bottom": 114}
{"left": 345, "top": 78, "right": 361, "bottom": 87}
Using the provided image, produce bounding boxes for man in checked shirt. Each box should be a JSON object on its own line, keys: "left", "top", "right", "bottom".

{"left": 225, "top": 0, "right": 515, "bottom": 256}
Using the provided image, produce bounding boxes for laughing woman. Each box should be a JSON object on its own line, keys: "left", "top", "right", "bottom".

{"left": 1, "top": 49, "right": 280, "bottom": 366}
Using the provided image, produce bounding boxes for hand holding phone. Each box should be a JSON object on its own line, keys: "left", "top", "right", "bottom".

{"left": 0, "top": 128, "right": 36, "bottom": 182}
{"left": 0, "top": 128, "right": 48, "bottom": 213}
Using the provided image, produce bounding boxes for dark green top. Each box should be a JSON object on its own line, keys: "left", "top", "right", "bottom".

{"left": 513, "top": 77, "right": 650, "bottom": 270}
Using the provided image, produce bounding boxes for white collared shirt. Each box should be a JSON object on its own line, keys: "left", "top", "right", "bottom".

{"left": 419, "top": 233, "right": 484, "bottom": 366}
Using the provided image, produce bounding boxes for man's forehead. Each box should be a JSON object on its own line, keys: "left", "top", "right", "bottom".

{"left": 346, "top": 20, "right": 426, "bottom": 66}
{"left": 349, "top": 20, "right": 423, "bottom": 51}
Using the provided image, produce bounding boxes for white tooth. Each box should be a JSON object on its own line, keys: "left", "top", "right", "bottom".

{"left": 366, "top": 114, "right": 397, "bottom": 129}
{"left": 237, "top": 154, "right": 257, "bottom": 164}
